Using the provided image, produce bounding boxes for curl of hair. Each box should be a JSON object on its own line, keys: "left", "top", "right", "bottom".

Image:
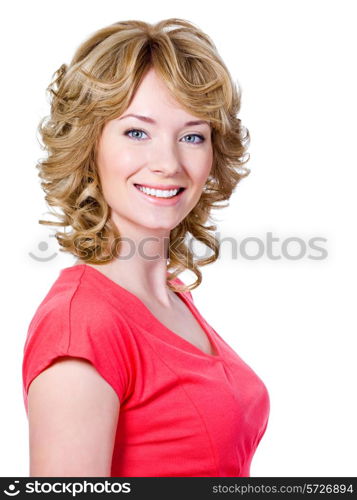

{"left": 37, "top": 18, "right": 251, "bottom": 293}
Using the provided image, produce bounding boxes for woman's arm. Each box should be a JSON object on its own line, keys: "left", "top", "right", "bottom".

{"left": 27, "top": 357, "right": 120, "bottom": 477}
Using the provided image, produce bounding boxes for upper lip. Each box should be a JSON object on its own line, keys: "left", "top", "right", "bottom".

{"left": 134, "top": 183, "right": 185, "bottom": 190}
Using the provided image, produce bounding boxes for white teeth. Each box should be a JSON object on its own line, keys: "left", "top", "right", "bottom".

{"left": 137, "top": 185, "right": 180, "bottom": 198}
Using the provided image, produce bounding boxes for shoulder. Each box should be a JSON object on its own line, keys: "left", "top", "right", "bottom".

{"left": 28, "top": 265, "right": 128, "bottom": 334}
{"left": 23, "top": 265, "right": 134, "bottom": 413}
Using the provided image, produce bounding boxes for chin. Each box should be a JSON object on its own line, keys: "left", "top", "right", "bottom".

{"left": 142, "top": 221, "right": 179, "bottom": 231}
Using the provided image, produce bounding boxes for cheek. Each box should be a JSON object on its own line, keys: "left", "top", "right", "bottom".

{"left": 97, "top": 144, "right": 137, "bottom": 184}
{"left": 194, "top": 150, "right": 213, "bottom": 185}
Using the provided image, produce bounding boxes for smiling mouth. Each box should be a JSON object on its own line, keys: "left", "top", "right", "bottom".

{"left": 134, "top": 184, "right": 186, "bottom": 199}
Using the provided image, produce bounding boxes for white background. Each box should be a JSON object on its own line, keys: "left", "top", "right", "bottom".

{"left": 1, "top": 0, "right": 356, "bottom": 477}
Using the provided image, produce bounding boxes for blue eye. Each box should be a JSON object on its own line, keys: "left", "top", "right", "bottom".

{"left": 182, "top": 134, "right": 205, "bottom": 144}
{"left": 124, "top": 128, "right": 205, "bottom": 144}
{"left": 125, "top": 129, "right": 148, "bottom": 140}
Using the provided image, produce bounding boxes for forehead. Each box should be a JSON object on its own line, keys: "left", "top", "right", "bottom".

{"left": 123, "top": 68, "right": 208, "bottom": 125}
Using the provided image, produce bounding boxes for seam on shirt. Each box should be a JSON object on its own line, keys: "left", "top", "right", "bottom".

{"left": 23, "top": 267, "right": 87, "bottom": 411}
{"left": 137, "top": 334, "right": 221, "bottom": 477}
{"left": 63, "top": 265, "right": 132, "bottom": 403}
{"left": 220, "top": 359, "right": 246, "bottom": 475}
{"left": 65, "top": 265, "right": 87, "bottom": 353}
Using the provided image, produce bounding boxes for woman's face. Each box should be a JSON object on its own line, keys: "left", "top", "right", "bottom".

{"left": 96, "top": 67, "right": 213, "bottom": 235}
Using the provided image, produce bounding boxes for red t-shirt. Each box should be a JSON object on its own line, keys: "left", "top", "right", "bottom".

{"left": 22, "top": 264, "right": 270, "bottom": 477}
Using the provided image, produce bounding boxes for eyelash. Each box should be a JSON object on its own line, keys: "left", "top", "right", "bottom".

{"left": 124, "top": 128, "right": 205, "bottom": 144}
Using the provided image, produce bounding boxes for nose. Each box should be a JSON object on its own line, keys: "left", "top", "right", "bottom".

{"left": 149, "top": 141, "right": 183, "bottom": 177}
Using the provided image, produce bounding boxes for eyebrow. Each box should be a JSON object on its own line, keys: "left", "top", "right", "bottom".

{"left": 118, "top": 113, "right": 210, "bottom": 127}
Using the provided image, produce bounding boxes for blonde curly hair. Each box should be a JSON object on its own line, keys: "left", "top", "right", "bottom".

{"left": 37, "top": 18, "right": 250, "bottom": 293}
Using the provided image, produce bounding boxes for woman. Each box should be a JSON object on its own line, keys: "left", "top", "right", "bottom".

{"left": 22, "top": 18, "right": 270, "bottom": 477}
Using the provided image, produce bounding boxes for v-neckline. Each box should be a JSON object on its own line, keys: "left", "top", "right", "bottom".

{"left": 64, "top": 263, "right": 222, "bottom": 361}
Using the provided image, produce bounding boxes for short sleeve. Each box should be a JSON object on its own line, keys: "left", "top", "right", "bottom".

{"left": 22, "top": 289, "right": 132, "bottom": 415}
